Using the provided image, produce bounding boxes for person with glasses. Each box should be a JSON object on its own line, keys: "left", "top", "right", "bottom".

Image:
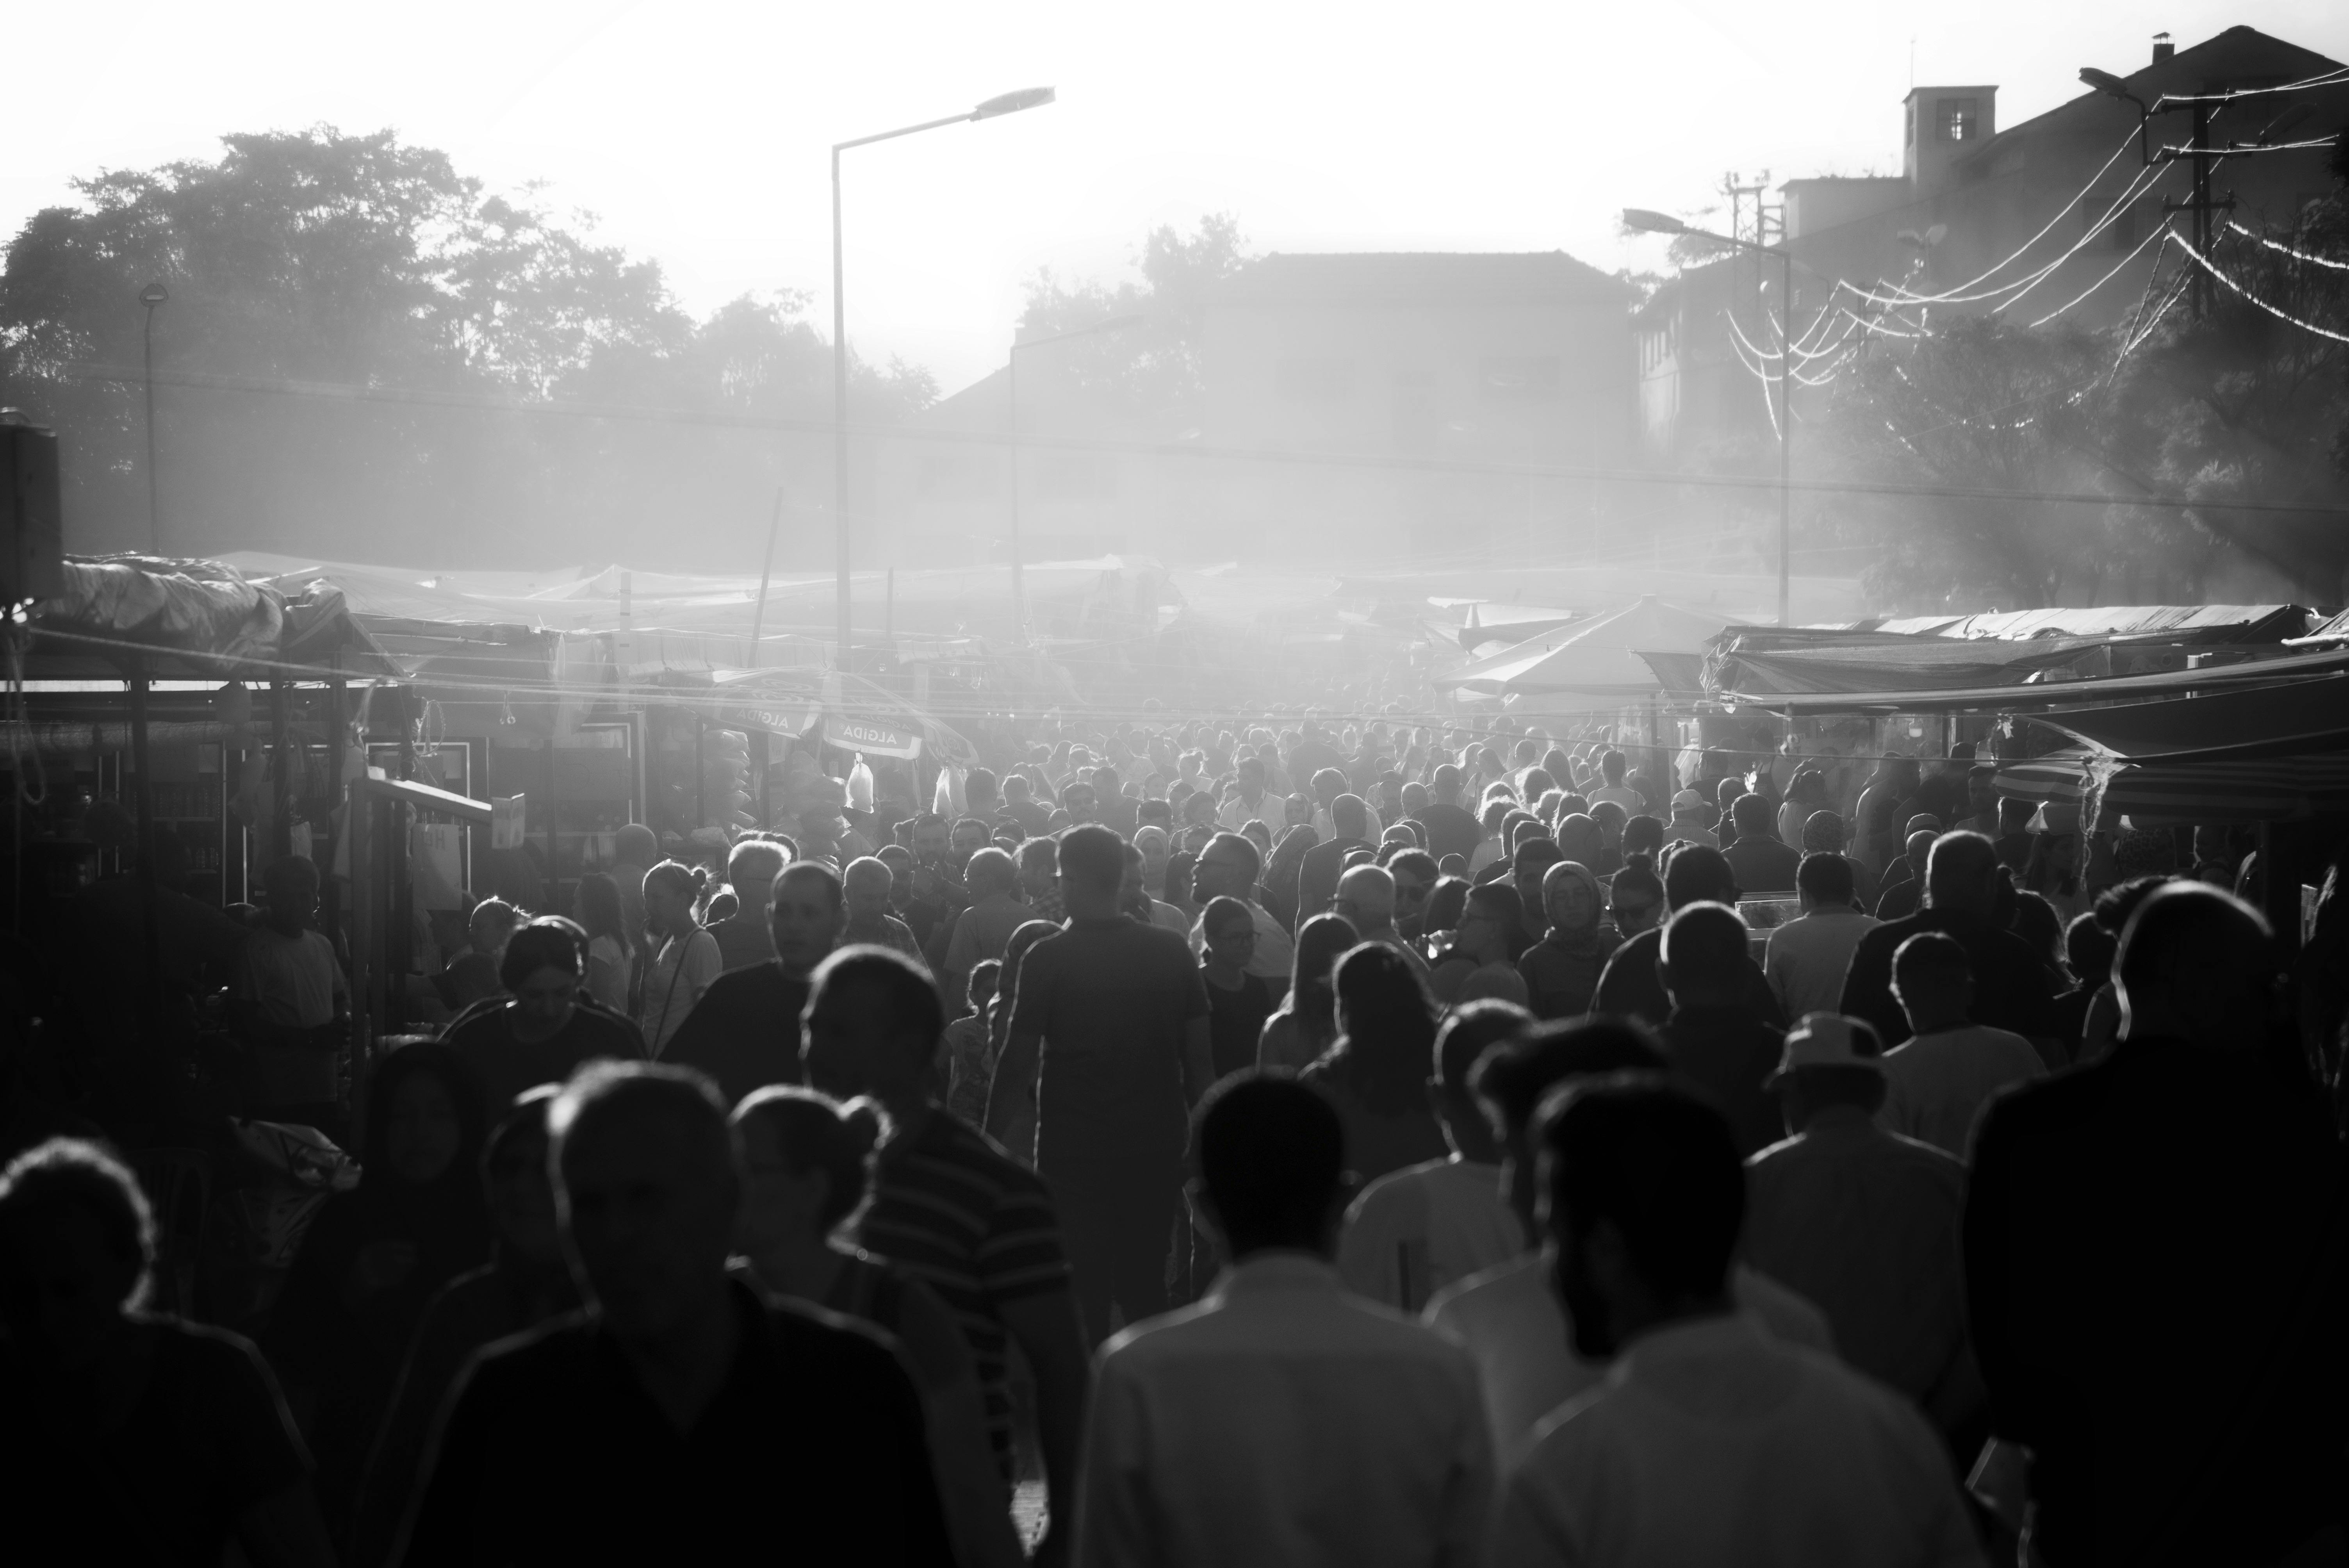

{"left": 1199, "top": 897, "right": 1277, "bottom": 1082}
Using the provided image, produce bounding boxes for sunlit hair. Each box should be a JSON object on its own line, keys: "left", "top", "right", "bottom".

{"left": 0, "top": 1138, "right": 156, "bottom": 1311}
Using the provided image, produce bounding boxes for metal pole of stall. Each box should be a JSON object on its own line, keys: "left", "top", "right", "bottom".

{"left": 269, "top": 678, "right": 294, "bottom": 863}
{"left": 324, "top": 674, "right": 347, "bottom": 947}
{"left": 750, "top": 488, "right": 783, "bottom": 669}
{"left": 127, "top": 657, "right": 163, "bottom": 1034}
{"left": 391, "top": 688, "right": 415, "bottom": 1029}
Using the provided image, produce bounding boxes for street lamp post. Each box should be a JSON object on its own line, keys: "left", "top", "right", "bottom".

{"left": 831, "top": 86, "right": 1055, "bottom": 671}
{"left": 139, "top": 282, "right": 168, "bottom": 556}
{"left": 1006, "top": 312, "right": 1143, "bottom": 640}
{"left": 1624, "top": 209, "right": 1796, "bottom": 626}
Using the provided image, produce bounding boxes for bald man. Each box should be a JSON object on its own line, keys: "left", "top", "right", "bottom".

{"left": 398, "top": 1064, "right": 952, "bottom": 1564}
{"left": 841, "top": 856, "right": 928, "bottom": 971}
{"left": 1334, "top": 864, "right": 1433, "bottom": 985}
{"left": 1966, "top": 887, "right": 2349, "bottom": 1566}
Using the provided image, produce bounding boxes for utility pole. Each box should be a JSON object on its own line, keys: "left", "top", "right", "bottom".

{"left": 2160, "top": 82, "right": 2235, "bottom": 319}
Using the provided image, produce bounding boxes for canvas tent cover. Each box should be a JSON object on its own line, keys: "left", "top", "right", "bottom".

{"left": 1437, "top": 596, "right": 1722, "bottom": 696}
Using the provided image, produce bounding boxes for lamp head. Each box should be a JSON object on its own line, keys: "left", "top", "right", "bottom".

{"left": 139, "top": 283, "right": 169, "bottom": 307}
{"left": 973, "top": 86, "right": 1055, "bottom": 120}
{"left": 1621, "top": 208, "right": 1688, "bottom": 236}
{"left": 2078, "top": 67, "right": 2134, "bottom": 99}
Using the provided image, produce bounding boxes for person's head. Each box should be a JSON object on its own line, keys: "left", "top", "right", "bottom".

{"left": 1730, "top": 793, "right": 1774, "bottom": 839}
{"left": 466, "top": 895, "right": 520, "bottom": 960}
{"left": 2064, "top": 912, "right": 2117, "bottom": 990}
{"left": 1600, "top": 748, "right": 1626, "bottom": 785}
{"left": 1055, "top": 825, "right": 1125, "bottom": 919}
{"left": 1902, "top": 829, "right": 1937, "bottom": 878}
{"left": 1503, "top": 812, "right": 1543, "bottom": 857}
{"left": 1329, "top": 793, "right": 1370, "bottom": 843}
{"left": 1455, "top": 882, "right": 1527, "bottom": 965}
{"left": 1237, "top": 755, "right": 1266, "bottom": 793}
{"left": 1799, "top": 810, "right": 1847, "bottom": 856}
{"left": 501, "top": 917, "right": 586, "bottom": 1039}
{"left": 770, "top": 862, "right": 846, "bottom": 978}
{"left": 1401, "top": 780, "right": 1431, "bottom": 816}
{"left": 733, "top": 1087, "right": 887, "bottom": 1251}
{"left": 1331, "top": 942, "right": 1438, "bottom": 1108}
{"left": 1715, "top": 775, "right": 1747, "bottom": 810}
{"left": 1549, "top": 812, "right": 1599, "bottom": 870}
{"left": 802, "top": 947, "right": 948, "bottom": 1111}
{"left": 1795, "top": 851, "right": 1855, "bottom": 912}
{"left": 1432, "top": 761, "right": 1465, "bottom": 804}
{"left": 2114, "top": 883, "right": 2279, "bottom": 1049}
{"left": 726, "top": 839, "right": 786, "bottom": 914}
{"left": 1540, "top": 860, "right": 1604, "bottom": 937}
{"left": 613, "top": 822, "right": 658, "bottom": 869}
{"left": 1133, "top": 825, "right": 1172, "bottom": 889}
{"left": 1002, "top": 773, "right": 1032, "bottom": 803}
{"left": 1658, "top": 902, "right": 1750, "bottom": 1010}
{"left": 1512, "top": 836, "right": 1565, "bottom": 895}
{"left": 1588, "top": 800, "right": 1627, "bottom": 844}
{"left": 1190, "top": 1074, "right": 1347, "bottom": 1259}
{"left": 1333, "top": 863, "right": 1397, "bottom": 934}
{"left": 1479, "top": 797, "right": 1514, "bottom": 838}
{"left": 1471, "top": 1018, "right": 1666, "bottom": 1229}
{"left": 263, "top": 854, "right": 321, "bottom": 934}
{"left": 1387, "top": 849, "right": 1438, "bottom": 927}
{"left": 1430, "top": 1000, "right": 1531, "bottom": 1163}
{"left": 1622, "top": 813, "right": 1665, "bottom": 861}
{"left": 571, "top": 873, "right": 625, "bottom": 944}
{"left": 1201, "top": 895, "right": 1259, "bottom": 974}
{"left": 0, "top": 1139, "right": 156, "bottom": 1366}
{"left": 1891, "top": 931, "right": 1975, "bottom": 1036}
{"left": 965, "top": 957, "right": 1001, "bottom": 1014}
{"left": 1060, "top": 780, "right": 1098, "bottom": 825}
{"left": 1766, "top": 1013, "right": 1887, "bottom": 1136}
{"left": 642, "top": 860, "right": 708, "bottom": 935}
{"left": 1016, "top": 837, "right": 1060, "bottom": 902}
{"left": 841, "top": 857, "right": 895, "bottom": 922}
{"left": 552, "top": 1063, "right": 738, "bottom": 1342}
{"left": 1923, "top": 831, "right": 2000, "bottom": 916}
{"left": 483, "top": 1087, "right": 562, "bottom": 1265}
{"left": 1661, "top": 844, "right": 1739, "bottom": 912}
{"left": 1537, "top": 1075, "right": 1743, "bottom": 1358}
{"left": 364, "top": 1041, "right": 484, "bottom": 1192}
{"left": 951, "top": 815, "right": 993, "bottom": 857}
{"left": 1286, "top": 912, "right": 1358, "bottom": 1041}
{"left": 1309, "top": 767, "right": 1348, "bottom": 809}
{"left": 1180, "top": 832, "right": 1250, "bottom": 906}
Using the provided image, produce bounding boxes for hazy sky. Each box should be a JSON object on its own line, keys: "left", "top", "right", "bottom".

{"left": 8, "top": 2, "right": 2345, "bottom": 395}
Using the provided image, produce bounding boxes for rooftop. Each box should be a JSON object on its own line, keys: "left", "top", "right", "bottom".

{"left": 1211, "top": 250, "right": 1627, "bottom": 307}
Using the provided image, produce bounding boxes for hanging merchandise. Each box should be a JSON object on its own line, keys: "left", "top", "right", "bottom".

{"left": 847, "top": 754, "right": 875, "bottom": 814}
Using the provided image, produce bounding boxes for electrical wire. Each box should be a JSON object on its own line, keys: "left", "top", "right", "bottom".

{"left": 2225, "top": 219, "right": 2349, "bottom": 272}
{"left": 2172, "top": 232, "right": 2349, "bottom": 345}
{"left": 2153, "top": 67, "right": 2349, "bottom": 107}
{"left": 1859, "top": 156, "right": 2170, "bottom": 315}
{"left": 2026, "top": 221, "right": 2174, "bottom": 328}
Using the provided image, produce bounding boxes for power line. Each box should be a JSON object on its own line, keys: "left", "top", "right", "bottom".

{"left": 2026, "top": 221, "right": 2173, "bottom": 328}
{"left": 2172, "top": 232, "right": 2349, "bottom": 345}
{"left": 2225, "top": 219, "right": 2349, "bottom": 273}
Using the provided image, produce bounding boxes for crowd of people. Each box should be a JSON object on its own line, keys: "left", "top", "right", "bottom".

{"left": 3, "top": 711, "right": 2347, "bottom": 1566}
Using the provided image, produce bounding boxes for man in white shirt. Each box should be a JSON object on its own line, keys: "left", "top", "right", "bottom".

{"left": 1425, "top": 1019, "right": 1836, "bottom": 1470}
{"left": 1187, "top": 832, "right": 1293, "bottom": 993}
{"left": 1077, "top": 1075, "right": 1492, "bottom": 1568}
{"left": 1585, "top": 747, "right": 1645, "bottom": 814}
{"left": 1490, "top": 1077, "right": 1984, "bottom": 1568}
{"left": 1338, "top": 1001, "right": 1529, "bottom": 1313}
{"left": 1217, "top": 755, "right": 1280, "bottom": 832}
{"left": 1309, "top": 766, "right": 1383, "bottom": 848}
{"left": 1879, "top": 931, "right": 2048, "bottom": 1159}
{"left": 1763, "top": 852, "right": 1879, "bottom": 1023}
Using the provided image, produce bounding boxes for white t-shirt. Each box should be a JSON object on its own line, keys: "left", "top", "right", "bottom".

{"left": 1878, "top": 1025, "right": 2048, "bottom": 1160}
{"left": 1337, "top": 1159, "right": 1522, "bottom": 1315}
{"left": 642, "top": 928, "right": 722, "bottom": 1053}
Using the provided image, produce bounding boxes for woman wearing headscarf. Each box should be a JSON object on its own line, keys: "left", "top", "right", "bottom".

{"left": 1515, "top": 860, "right": 1613, "bottom": 1021}
{"left": 263, "top": 1042, "right": 491, "bottom": 1543}
{"left": 1301, "top": 943, "right": 1450, "bottom": 1182}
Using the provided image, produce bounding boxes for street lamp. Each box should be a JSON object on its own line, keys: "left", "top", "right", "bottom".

{"left": 139, "top": 282, "right": 168, "bottom": 556}
{"left": 1006, "top": 311, "right": 1143, "bottom": 640}
{"left": 1624, "top": 207, "right": 1797, "bottom": 627}
{"left": 832, "top": 86, "right": 1055, "bottom": 670}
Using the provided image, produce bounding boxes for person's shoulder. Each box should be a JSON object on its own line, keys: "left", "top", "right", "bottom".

{"left": 763, "top": 1292, "right": 905, "bottom": 1369}
{"left": 1425, "top": 1251, "right": 1538, "bottom": 1331}
{"left": 146, "top": 1314, "right": 274, "bottom": 1382}
{"left": 1347, "top": 1156, "right": 1450, "bottom": 1222}
{"left": 460, "top": 1308, "right": 599, "bottom": 1397}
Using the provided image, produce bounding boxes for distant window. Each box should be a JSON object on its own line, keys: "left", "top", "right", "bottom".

{"left": 1939, "top": 98, "right": 1978, "bottom": 142}
{"left": 1274, "top": 358, "right": 1356, "bottom": 402}
{"left": 1479, "top": 356, "right": 1564, "bottom": 402}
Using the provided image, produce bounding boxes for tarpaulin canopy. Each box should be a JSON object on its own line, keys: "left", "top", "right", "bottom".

{"left": 699, "top": 669, "right": 980, "bottom": 768}
{"left": 30, "top": 554, "right": 397, "bottom": 680}
{"left": 1437, "top": 596, "right": 1722, "bottom": 696}
{"left": 1702, "top": 623, "right": 2244, "bottom": 698}
{"left": 1718, "top": 645, "right": 2349, "bottom": 715}
{"left": 1858, "top": 604, "right": 2309, "bottom": 643}
{"left": 1995, "top": 743, "right": 2349, "bottom": 825}
{"left": 2026, "top": 675, "right": 2349, "bottom": 763}
{"left": 1455, "top": 603, "right": 1580, "bottom": 652}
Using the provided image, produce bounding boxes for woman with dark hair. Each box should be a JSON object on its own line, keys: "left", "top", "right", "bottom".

{"left": 443, "top": 916, "right": 645, "bottom": 1119}
{"left": 570, "top": 872, "right": 633, "bottom": 1014}
{"left": 1430, "top": 883, "right": 1533, "bottom": 1008}
{"left": 1608, "top": 853, "right": 1666, "bottom": 940}
{"left": 0, "top": 1139, "right": 337, "bottom": 1566}
{"left": 263, "top": 1043, "right": 493, "bottom": 1542}
{"left": 1422, "top": 875, "right": 1472, "bottom": 942}
{"left": 639, "top": 860, "right": 721, "bottom": 1053}
{"left": 1303, "top": 943, "right": 1449, "bottom": 1181}
{"left": 1258, "top": 912, "right": 1358, "bottom": 1073}
{"left": 1777, "top": 767, "right": 1831, "bottom": 849}
{"left": 734, "top": 1089, "right": 1024, "bottom": 1568}
{"left": 982, "top": 919, "right": 1065, "bottom": 1164}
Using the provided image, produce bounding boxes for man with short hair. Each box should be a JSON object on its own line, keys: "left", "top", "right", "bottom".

{"left": 1334, "top": 864, "right": 1434, "bottom": 985}
{"left": 1586, "top": 748, "right": 1643, "bottom": 814}
{"left": 1656, "top": 903, "right": 1787, "bottom": 1157}
{"left": 1878, "top": 932, "right": 2048, "bottom": 1158}
{"left": 1966, "top": 886, "right": 2349, "bottom": 1566}
{"left": 1593, "top": 846, "right": 1785, "bottom": 1030}
{"left": 804, "top": 949, "right": 1091, "bottom": 1568}
{"left": 1338, "top": 1001, "right": 1531, "bottom": 1313}
{"left": 1217, "top": 755, "right": 1278, "bottom": 832}
{"left": 991, "top": 826, "right": 1216, "bottom": 1344}
{"left": 1188, "top": 832, "right": 1294, "bottom": 989}
{"left": 1078, "top": 1075, "right": 1492, "bottom": 1568}
{"left": 1872, "top": 827, "right": 1938, "bottom": 920}
{"left": 397, "top": 1063, "right": 952, "bottom": 1564}
{"left": 940, "top": 847, "right": 1031, "bottom": 1003}
{"left": 708, "top": 838, "right": 786, "bottom": 970}
{"left": 1491, "top": 1078, "right": 1981, "bottom": 1568}
{"left": 1310, "top": 766, "right": 1381, "bottom": 846}
{"left": 1721, "top": 792, "right": 1800, "bottom": 893}
{"left": 1387, "top": 849, "right": 1439, "bottom": 944}
{"left": 1764, "top": 852, "right": 1879, "bottom": 1023}
{"left": 1418, "top": 764, "right": 1485, "bottom": 864}
{"left": 1296, "top": 793, "right": 1373, "bottom": 923}
{"left": 1001, "top": 774, "right": 1053, "bottom": 837}
{"left": 1801, "top": 808, "right": 1878, "bottom": 911}
{"left": 1839, "top": 832, "right": 2058, "bottom": 1053}
{"left": 663, "top": 863, "right": 843, "bottom": 1105}
{"left": 842, "top": 856, "right": 927, "bottom": 969}
{"left": 1424, "top": 1020, "right": 1834, "bottom": 1470}
{"left": 1744, "top": 1014, "right": 1979, "bottom": 1451}
{"left": 1017, "top": 837, "right": 1064, "bottom": 925}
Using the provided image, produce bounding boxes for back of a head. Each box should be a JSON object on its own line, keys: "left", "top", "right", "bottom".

{"left": 1470, "top": 1017, "right": 1668, "bottom": 1134}
{"left": 812, "top": 946, "right": 945, "bottom": 1051}
{"left": 1194, "top": 1074, "right": 1344, "bottom": 1253}
{"left": 0, "top": 1137, "right": 155, "bottom": 1313}
{"left": 1660, "top": 902, "right": 1750, "bottom": 994}
{"left": 1336, "top": 862, "right": 1395, "bottom": 923}
{"left": 1555, "top": 814, "right": 1603, "bottom": 867}
{"left": 1056, "top": 824, "right": 1125, "bottom": 901}
{"left": 728, "top": 839, "right": 786, "bottom": 893}
{"left": 614, "top": 823, "right": 658, "bottom": 866}
{"left": 1622, "top": 814, "right": 1665, "bottom": 858}
{"left": 1904, "top": 829, "right": 1938, "bottom": 871}
{"left": 1294, "top": 917, "right": 1361, "bottom": 986}
{"left": 1892, "top": 930, "right": 1973, "bottom": 998}
{"left": 1924, "top": 831, "right": 1998, "bottom": 912}
{"left": 1332, "top": 793, "right": 1370, "bottom": 840}
{"left": 1730, "top": 793, "right": 1774, "bottom": 835}
{"left": 2065, "top": 912, "right": 2117, "bottom": 985}
{"left": 1800, "top": 810, "right": 1845, "bottom": 855}
{"left": 964, "top": 846, "right": 1016, "bottom": 898}
{"left": 1436, "top": 999, "right": 1533, "bottom": 1099}
{"left": 1662, "top": 844, "right": 1736, "bottom": 910}
{"left": 1432, "top": 761, "right": 1463, "bottom": 798}
{"left": 1796, "top": 851, "right": 1854, "bottom": 907}
{"left": 552, "top": 1061, "right": 738, "bottom": 1195}
{"left": 1536, "top": 1074, "right": 1743, "bottom": 1300}
{"left": 1600, "top": 748, "right": 1626, "bottom": 784}
{"left": 1388, "top": 848, "right": 1438, "bottom": 887}
{"left": 2115, "top": 882, "right": 2271, "bottom": 1015}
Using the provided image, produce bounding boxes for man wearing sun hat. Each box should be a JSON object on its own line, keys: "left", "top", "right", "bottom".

{"left": 1663, "top": 788, "right": 1718, "bottom": 851}
{"left": 1743, "top": 1013, "right": 1982, "bottom": 1454}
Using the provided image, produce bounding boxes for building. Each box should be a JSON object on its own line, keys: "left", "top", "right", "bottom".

{"left": 1639, "top": 25, "right": 2347, "bottom": 460}
{"left": 1197, "top": 251, "right": 1634, "bottom": 561}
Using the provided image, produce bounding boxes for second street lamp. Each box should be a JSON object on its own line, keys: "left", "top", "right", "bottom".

{"left": 831, "top": 86, "right": 1055, "bottom": 670}
{"left": 1006, "top": 312, "right": 1143, "bottom": 641}
{"left": 1624, "top": 207, "right": 1797, "bottom": 627}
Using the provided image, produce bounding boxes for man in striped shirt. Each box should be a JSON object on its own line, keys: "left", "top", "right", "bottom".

{"left": 804, "top": 946, "right": 1090, "bottom": 1567}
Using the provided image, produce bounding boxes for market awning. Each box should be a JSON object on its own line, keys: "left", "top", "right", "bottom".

{"left": 2026, "top": 674, "right": 2349, "bottom": 763}
{"left": 1718, "top": 645, "right": 2349, "bottom": 714}
{"left": 1437, "top": 596, "right": 1722, "bottom": 696}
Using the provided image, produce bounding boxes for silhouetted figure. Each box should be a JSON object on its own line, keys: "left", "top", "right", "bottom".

{"left": 663, "top": 862, "right": 845, "bottom": 1105}
{"left": 442, "top": 918, "right": 644, "bottom": 1119}
{"left": 1301, "top": 943, "right": 1450, "bottom": 1183}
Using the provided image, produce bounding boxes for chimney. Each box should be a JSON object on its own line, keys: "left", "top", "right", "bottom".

{"left": 2152, "top": 32, "right": 2174, "bottom": 64}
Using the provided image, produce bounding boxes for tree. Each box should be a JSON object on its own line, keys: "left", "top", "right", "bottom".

{"left": 0, "top": 127, "right": 934, "bottom": 567}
